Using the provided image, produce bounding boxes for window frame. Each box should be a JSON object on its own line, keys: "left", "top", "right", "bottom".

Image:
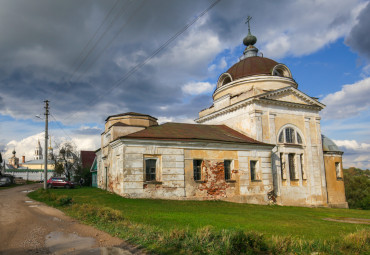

{"left": 145, "top": 158, "right": 157, "bottom": 182}
{"left": 193, "top": 159, "right": 203, "bottom": 181}
{"left": 143, "top": 155, "right": 162, "bottom": 183}
{"left": 335, "top": 162, "right": 342, "bottom": 180}
{"left": 288, "top": 153, "right": 298, "bottom": 180}
{"left": 224, "top": 160, "right": 232, "bottom": 180}
{"left": 277, "top": 126, "right": 304, "bottom": 145}
{"left": 250, "top": 160, "right": 260, "bottom": 181}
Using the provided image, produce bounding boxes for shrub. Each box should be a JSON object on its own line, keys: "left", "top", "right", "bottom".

{"left": 58, "top": 196, "right": 73, "bottom": 206}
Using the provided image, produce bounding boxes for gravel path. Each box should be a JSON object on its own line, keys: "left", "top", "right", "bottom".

{"left": 0, "top": 184, "right": 144, "bottom": 255}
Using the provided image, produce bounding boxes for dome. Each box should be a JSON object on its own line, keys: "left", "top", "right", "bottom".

{"left": 226, "top": 56, "right": 278, "bottom": 81}
{"left": 322, "top": 135, "right": 342, "bottom": 152}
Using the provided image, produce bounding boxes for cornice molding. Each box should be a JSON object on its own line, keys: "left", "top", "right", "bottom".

{"left": 213, "top": 75, "right": 297, "bottom": 100}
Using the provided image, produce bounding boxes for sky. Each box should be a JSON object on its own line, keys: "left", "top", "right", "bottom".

{"left": 1, "top": 0, "right": 370, "bottom": 169}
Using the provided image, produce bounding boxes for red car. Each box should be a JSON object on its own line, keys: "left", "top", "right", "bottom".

{"left": 47, "top": 177, "right": 75, "bottom": 189}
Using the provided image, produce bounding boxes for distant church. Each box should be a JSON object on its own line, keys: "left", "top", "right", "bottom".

{"left": 96, "top": 22, "right": 347, "bottom": 208}
{"left": 5, "top": 140, "right": 55, "bottom": 181}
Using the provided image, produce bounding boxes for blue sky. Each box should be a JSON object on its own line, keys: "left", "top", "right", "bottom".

{"left": 1, "top": 0, "right": 370, "bottom": 169}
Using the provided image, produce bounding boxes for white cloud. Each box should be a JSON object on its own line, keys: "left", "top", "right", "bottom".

{"left": 334, "top": 139, "right": 370, "bottom": 151}
{"left": 321, "top": 77, "right": 370, "bottom": 119}
{"left": 261, "top": 1, "right": 367, "bottom": 59}
{"left": 182, "top": 82, "right": 214, "bottom": 95}
{"left": 208, "top": 57, "right": 227, "bottom": 72}
{"left": 3, "top": 132, "right": 100, "bottom": 163}
{"left": 333, "top": 139, "right": 370, "bottom": 169}
{"left": 157, "top": 116, "right": 195, "bottom": 124}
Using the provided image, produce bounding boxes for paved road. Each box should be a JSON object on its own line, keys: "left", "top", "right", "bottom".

{"left": 0, "top": 184, "right": 143, "bottom": 255}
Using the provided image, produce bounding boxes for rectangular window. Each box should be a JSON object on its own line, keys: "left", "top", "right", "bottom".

{"left": 335, "top": 162, "right": 342, "bottom": 179}
{"left": 193, "top": 159, "right": 202, "bottom": 181}
{"left": 288, "top": 153, "right": 296, "bottom": 180}
{"left": 145, "top": 159, "right": 157, "bottom": 181}
{"left": 250, "top": 160, "right": 257, "bottom": 181}
{"left": 224, "top": 160, "right": 231, "bottom": 180}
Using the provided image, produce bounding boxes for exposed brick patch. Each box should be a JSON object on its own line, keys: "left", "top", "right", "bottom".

{"left": 199, "top": 160, "right": 229, "bottom": 199}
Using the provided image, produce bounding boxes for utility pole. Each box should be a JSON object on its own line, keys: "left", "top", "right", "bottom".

{"left": 43, "top": 100, "right": 49, "bottom": 189}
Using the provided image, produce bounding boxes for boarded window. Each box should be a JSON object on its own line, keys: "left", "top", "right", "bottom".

{"left": 224, "top": 160, "right": 231, "bottom": 180}
{"left": 250, "top": 160, "right": 258, "bottom": 181}
{"left": 335, "top": 162, "right": 342, "bottom": 179}
{"left": 288, "top": 153, "right": 297, "bottom": 180}
{"left": 280, "top": 153, "right": 286, "bottom": 180}
{"left": 300, "top": 154, "right": 306, "bottom": 180}
{"left": 193, "top": 160, "right": 202, "bottom": 181}
{"left": 145, "top": 159, "right": 156, "bottom": 181}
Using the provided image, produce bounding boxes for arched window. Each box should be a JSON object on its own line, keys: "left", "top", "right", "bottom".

{"left": 271, "top": 64, "right": 292, "bottom": 78}
{"left": 278, "top": 126, "right": 303, "bottom": 145}
{"left": 217, "top": 73, "right": 233, "bottom": 88}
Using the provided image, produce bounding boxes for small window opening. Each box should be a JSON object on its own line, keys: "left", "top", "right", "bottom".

{"left": 250, "top": 160, "right": 258, "bottom": 181}
{"left": 222, "top": 77, "right": 231, "bottom": 86}
{"left": 224, "top": 160, "right": 231, "bottom": 180}
{"left": 193, "top": 160, "right": 202, "bottom": 181}
{"left": 335, "top": 162, "right": 342, "bottom": 179}
{"left": 145, "top": 159, "right": 156, "bottom": 181}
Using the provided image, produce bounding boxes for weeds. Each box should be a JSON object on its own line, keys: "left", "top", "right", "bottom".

{"left": 58, "top": 195, "right": 73, "bottom": 206}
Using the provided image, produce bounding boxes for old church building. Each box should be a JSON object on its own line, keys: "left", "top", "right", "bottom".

{"left": 96, "top": 26, "right": 347, "bottom": 208}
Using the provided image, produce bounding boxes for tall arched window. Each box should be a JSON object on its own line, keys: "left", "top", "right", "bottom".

{"left": 277, "top": 126, "right": 305, "bottom": 183}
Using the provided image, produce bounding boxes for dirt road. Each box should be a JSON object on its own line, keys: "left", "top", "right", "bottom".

{"left": 0, "top": 184, "right": 143, "bottom": 255}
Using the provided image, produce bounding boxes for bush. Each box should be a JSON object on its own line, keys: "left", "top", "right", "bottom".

{"left": 58, "top": 196, "right": 73, "bottom": 206}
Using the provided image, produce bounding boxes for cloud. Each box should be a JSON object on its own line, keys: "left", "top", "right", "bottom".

{"left": 345, "top": 2, "right": 370, "bottom": 61}
{"left": 182, "top": 82, "right": 215, "bottom": 95}
{"left": 72, "top": 126, "right": 102, "bottom": 135}
{"left": 3, "top": 132, "right": 100, "bottom": 163}
{"left": 0, "top": 0, "right": 368, "bottom": 149}
{"left": 321, "top": 77, "right": 370, "bottom": 119}
{"left": 334, "top": 139, "right": 370, "bottom": 169}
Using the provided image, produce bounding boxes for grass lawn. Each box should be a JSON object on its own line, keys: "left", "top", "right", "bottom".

{"left": 29, "top": 187, "right": 370, "bottom": 254}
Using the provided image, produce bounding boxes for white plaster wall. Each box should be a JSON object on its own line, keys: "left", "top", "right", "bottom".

{"left": 121, "top": 145, "right": 185, "bottom": 199}
{"left": 5, "top": 171, "right": 55, "bottom": 181}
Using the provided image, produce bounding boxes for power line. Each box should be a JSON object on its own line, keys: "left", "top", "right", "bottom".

{"left": 72, "top": 0, "right": 146, "bottom": 83}
{"left": 50, "top": 0, "right": 132, "bottom": 102}
{"left": 68, "top": 0, "right": 121, "bottom": 76}
{"left": 49, "top": 112, "right": 79, "bottom": 150}
{"left": 62, "top": 0, "right": 222, "bottom": 123}
{"left": 67, "top": 0, "right": 137, "bottom": 83}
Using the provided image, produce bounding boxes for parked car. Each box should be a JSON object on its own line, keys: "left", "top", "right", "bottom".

{"left": 47, "top": 177, "right": 75, "bottom": 189}
{"left": 0, "top": 176, "right": 13, "bottom": 187}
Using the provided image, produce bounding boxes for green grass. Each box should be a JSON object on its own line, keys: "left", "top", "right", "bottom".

{"left": 29, "top": 187, "right": 370, "bottom": 254}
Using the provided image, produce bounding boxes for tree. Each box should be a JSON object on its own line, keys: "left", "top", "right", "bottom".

{"left": 343, "top": 168, "right": 370, "bottom": 210}
{"left": 56, "top": 142, "right": 81, "bottom": 181}
{"left": 54, "top": 162, "right": 64, "bottom": 176}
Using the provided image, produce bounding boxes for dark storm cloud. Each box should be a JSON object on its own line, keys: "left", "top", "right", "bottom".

{"left": 0, "top": 0, "right": 365, "bottom": 126}
{"left": 345, "top": 2, "right": 370, "bottom": 61}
